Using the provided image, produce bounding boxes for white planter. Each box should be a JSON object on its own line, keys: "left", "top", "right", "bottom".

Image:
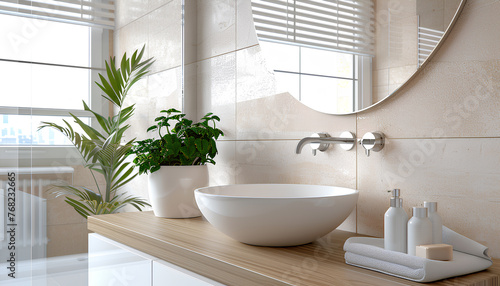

{"left": 148, "top": 165, "right": 208, "bottom": 218}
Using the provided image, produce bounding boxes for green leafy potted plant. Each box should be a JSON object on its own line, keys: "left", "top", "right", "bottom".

{"left": 38, "top": 46, "right": 153, "bottom": 218}
{"left": 129, "top": 108, "right": 224, "bottom": 218}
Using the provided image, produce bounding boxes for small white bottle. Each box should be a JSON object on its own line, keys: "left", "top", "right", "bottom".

{"left": 407, "top": 207, "right": 433, "bottom": 256}
{"left": 424, "top": 201, "right": 443, "bottom": 244}
{"left": 384, "top": 189, "right": 408, "bottom": 253}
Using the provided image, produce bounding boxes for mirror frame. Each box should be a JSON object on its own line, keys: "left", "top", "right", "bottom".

{"left": 254, "top": 0, "right": 468, "bottom": 115}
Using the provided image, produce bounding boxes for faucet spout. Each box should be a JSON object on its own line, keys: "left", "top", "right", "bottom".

{"left": 296, "top": 137, "right": 324, "bottom": 154}
{"left": 296, "top": 132, "right": 356, "bottom": 155}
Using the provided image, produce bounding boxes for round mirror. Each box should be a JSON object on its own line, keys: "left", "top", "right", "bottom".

{"left": 251, "top": 0, "right": 466, "bottom": 114}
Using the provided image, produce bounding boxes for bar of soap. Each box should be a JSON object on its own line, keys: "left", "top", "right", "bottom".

{"left": 415, "top": 244, "right": 453, "bottom": 261}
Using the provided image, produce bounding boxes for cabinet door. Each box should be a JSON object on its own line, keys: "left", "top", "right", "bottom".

{"left": 153, "top": 260, "right": 224, "bottom": 286}
{"left": 88, "top": 233, "right": 152, "bottom": 286}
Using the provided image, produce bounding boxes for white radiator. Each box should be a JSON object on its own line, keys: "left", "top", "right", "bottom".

{"left": 0, "top": 167, "right": 74, "bottom": 261}
{"left": 418, "top": 26, "right": 445, "bottom": 66}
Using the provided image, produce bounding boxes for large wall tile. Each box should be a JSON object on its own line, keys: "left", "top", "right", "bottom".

{"left": 147, "top": 67, "right": 183, "bottom": 131}
{"left": 47, "top": 196, "right": 87, "bottom": 226}
{"left": 236, "top": 0, "right": 258, "bottom": 50}
{"left": 148, "top": 0, "right": 182, "bottom": 73}
{"left": 149, "top": 0, "right": 175, "bottom": 12}
{"left": 236, "top": 45, "right": 276, "bottom": 103}
{"left": 197, "top": 53, "right": 236, "bottom": 140}
{"left": 72, "top": 165, "right": 106, "bottom": 187}
{"left": 235, "top": 140, "right": 356, "bottom": 187}
{"left": 357, "top": 138, "right": 500, "bottom": 257}
{"left": 114, "top": 15, "right": 149, "bottom": 61}
{"left": 196, "top": 0, "right": 236, "bottom": 60}
{"left": 433, "top": 1, "right": 500, "bottom": 63}
{"left": 358, "top": 60, "right": 500, "bottom": 138}
{"left": 208, "top": 140, "right": 237, "bottom": 186}
{"left": 47, "top": 223, "right": 88, "bottom": 257}
{"left": 115, "top": 0, "right": 149, "bottom": 29}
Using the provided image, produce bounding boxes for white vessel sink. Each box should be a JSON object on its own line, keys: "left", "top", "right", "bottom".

{"left": 194, "top": 184, "right": 359, "bottom": 246}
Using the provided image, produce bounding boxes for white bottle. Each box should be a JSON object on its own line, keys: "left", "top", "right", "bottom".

{"left": 407, "top": 207, "right": 433, "bottom": 256}
{"left": 424, "top": 201, "right": 443, "bottom": 244}
{"left": 384, "top": 189, "right": 408, "bottom": 253}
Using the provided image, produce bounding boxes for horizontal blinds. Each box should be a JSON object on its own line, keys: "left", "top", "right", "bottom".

{"left": 0, "top": 0, "right": 114, "bottom": 29}
{"left": 252, "top": 0, "right": 375, "bottom": 56}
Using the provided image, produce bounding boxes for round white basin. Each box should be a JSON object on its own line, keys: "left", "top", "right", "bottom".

{"left": 194, "top": 184, "right": 359, "bottom": 246}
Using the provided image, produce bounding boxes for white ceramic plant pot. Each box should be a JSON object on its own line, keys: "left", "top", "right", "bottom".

{"left": 148, "top": 165, "right": 208, "bottom": 218}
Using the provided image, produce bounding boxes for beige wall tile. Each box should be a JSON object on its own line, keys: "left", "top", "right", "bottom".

{"left": 149, "top": 0, "right": 175, "bottom": 12}
{"left": 236, "top": 0, "right": 259, "bottom": 50}
{"left": 72, "top": 165, "right": 106, "bottom": 187}
{"left": 357, "top": 138, "right": 500, "bottom": 257}
{"left": 196, "top": 53, "right": 236, "bottom": 140}
{"left": 235, "top": 140, "right": 356, "bottom": 187}
{"left": 148, "top": 0, "right": 182, "bottom": 73}
{"left": 389, "top": 65, "right": 418, "bottom": 86}
{"left": 114, "top": 13, "right": 149, "bottom": 61}
{"left": 115, "top": 0, "right": 149, "bottom": 29}
{"left": 47, "top": 223, "right": 88, "bottom": 257}
{"left": 358, "top": 60, "right": 500, "bottom": 138}
{"left": 208, "top": 140, "right": 237, "bottom": 186}
{"left": 47, "top": 196, "right": 87, "bottom": 226}
{"left": 236, "top": 45, "right": 276, "bottom": 103}
{"left": 433, "top": 1, "right": 500, "bottom": 63}
{"left": 444, "top": 0, "right": 462, "bottom": 26}
{"left": 147, "top": 67, "right": 183, "bottom": 134}
{"left": 196, "top": 0, "right": 236, "bottom": 60}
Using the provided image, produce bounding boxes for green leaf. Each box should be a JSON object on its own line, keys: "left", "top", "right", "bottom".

{"left": 39, "top": 47, "right": 155, "bottom": 219}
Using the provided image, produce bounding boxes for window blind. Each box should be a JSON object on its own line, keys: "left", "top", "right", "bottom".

{"left": 0, "top": 0, "right": 114, "bottom": 29}
{"left": 251, "top": 0, "right": 375, "bottom": 56}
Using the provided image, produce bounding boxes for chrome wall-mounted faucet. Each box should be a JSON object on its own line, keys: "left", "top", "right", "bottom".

{"left": 358, "top": 132, "right": 385, "bottom": 157}
{"left": 296, "top": 132, "right": 355, "bottom": 156}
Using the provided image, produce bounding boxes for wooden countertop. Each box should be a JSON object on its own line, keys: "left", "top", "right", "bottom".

{"left": 88, "top": 211, "right": 500, "bottom": 286}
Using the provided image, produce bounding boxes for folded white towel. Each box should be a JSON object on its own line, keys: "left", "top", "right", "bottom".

{"left": 343, "top": 226, "right": 492, "bottom": 282}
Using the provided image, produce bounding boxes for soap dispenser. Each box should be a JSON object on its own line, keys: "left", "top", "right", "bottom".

{"left": 384, "top": 189, "right": 408, "bottom": 253}
{"left": 424, "top": 201, "right": 443, "bottom": 244}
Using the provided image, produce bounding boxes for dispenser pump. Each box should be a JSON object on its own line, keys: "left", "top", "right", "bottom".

{"left": 389, "top": 189, "right": 401, "bottom": 207}
{"left": 392, "top": 189, "right": 400, "bottom": 197}
{"left": 384, "top": 189, "right": 408, "bottom": 253}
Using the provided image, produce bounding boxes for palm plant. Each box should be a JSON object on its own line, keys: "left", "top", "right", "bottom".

{"left": 39, "top": 46, "right": 154, "bottom": 218}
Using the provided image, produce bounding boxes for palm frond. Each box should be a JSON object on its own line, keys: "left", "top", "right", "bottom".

{"left": 48, "top": 183, "right": 150, "bottom": 219}
{"left": 40, "top": 46, "right": 155, "bottom": 219}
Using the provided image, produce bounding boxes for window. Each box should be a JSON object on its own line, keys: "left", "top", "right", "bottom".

{"left": 0, "top": 1, "right": 113, "bottom": 163}
{"left": 261, "top": 41, "right": 370, "bottom": 113}
{"left": 252, "top": 0, "right": 374, "bottom": 113}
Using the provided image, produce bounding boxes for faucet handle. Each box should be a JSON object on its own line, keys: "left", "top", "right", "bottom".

{"left": 309, "top": 133, "right": 329, "bottom": 156}
{"left": 359, "top": 132, "right": 385, "bottom": 157}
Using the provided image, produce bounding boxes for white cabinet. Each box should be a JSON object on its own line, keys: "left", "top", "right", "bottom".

{"left": 89, "top": 234, "right": 224, "bottom": 286}
{"left": 153, "top": 260, "right": 224, "bottom": 286}
{"left": 88, "top": 233, "right": 152, "bottom": 286}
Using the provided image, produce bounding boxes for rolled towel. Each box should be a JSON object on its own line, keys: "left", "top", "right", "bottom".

{"left": 343, "top": 227, "right": 492, "bottom": 282}
{"left": 442, "top": 226, "right": 490, "bottom": 260}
